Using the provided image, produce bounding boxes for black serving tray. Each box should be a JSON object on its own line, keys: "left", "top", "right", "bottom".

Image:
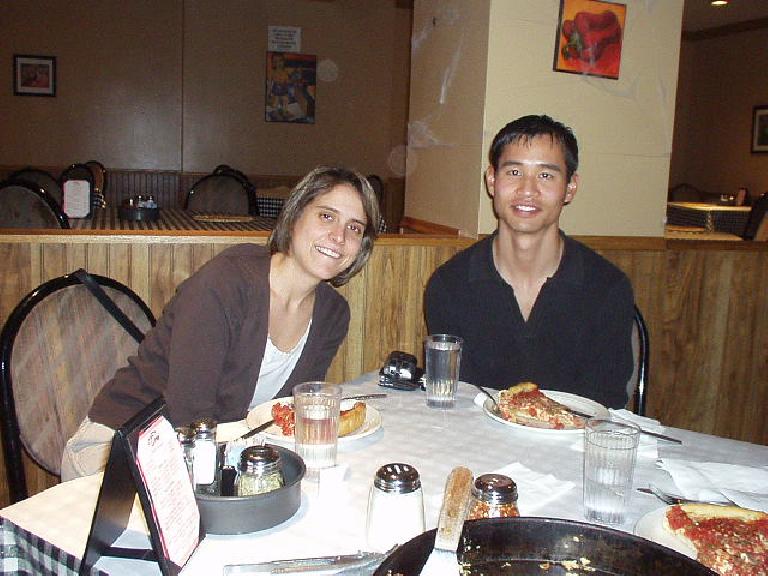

{"left": 119, "top": 205, "right": 160, "bottom": 222}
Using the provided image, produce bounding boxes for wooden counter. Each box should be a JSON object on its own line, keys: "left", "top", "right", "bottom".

{"left": 0, "top": 229, "right": 766, "bottom": 505}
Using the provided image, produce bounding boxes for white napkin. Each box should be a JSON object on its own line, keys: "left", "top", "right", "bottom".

{"left": 492, "top": 462, "right": 575, "bottom": 515}
{"left": 659, "top": 458, "right": 768, "bottom": 513}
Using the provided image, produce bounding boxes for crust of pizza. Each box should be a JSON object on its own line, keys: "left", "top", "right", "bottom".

{"left": 338, "top": 402, "right": 366, "bottom": 437}
{"left": 671, "top": 503, "right": 766, "bottom": 523}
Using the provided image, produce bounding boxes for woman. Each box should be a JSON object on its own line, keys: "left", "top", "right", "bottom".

{"left": 62, "top": 166, "right": 380, "bottom": 479}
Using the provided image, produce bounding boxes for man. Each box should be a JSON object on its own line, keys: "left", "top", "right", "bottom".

{"left": 425, "top": 115, "right": 634, "bottom": 408}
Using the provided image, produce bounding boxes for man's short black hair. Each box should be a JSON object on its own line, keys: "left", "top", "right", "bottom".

{"left": 489, "top": 115, "right": 579, "bottom": 180}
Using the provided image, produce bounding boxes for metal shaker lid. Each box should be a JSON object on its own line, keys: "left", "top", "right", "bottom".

{"left": 373, "top": 463, "right": 421, "bottom": 493}
{"left": 472, "top": 474, "right": 518, "bottom": 504}
{"left": 239, "top": 445, "right": 281, "bottom": 474}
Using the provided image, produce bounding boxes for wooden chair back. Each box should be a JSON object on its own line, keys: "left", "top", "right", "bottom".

{"left": 0, "top": 272, "right": 155, "bottom": 503}
{"left": 0, "top": 179, "right": 69, "bottom": 229}
{"left": 185, "top": 173, "right": 255, "bottom": 215}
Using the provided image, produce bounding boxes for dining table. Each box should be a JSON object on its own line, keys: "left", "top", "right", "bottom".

{"left": 666, "top": 202, "right": 751, "bottom": 235}
{"left": 1, "top": 372, "right": 767, "bottom": 575}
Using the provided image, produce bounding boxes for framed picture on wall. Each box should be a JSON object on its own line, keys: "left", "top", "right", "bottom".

{"left": 13, "top": 54, "right": 56, "bottom": 96}
{"left": 751, "top": 106, "right": 768, "bottom": 153}
{"left": 265, "top": 51, "right": 316, "bottom": 123}
{"left": 553, "top": 0, "right": 626, "bottom": 80}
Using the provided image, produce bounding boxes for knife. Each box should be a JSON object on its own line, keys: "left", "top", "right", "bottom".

{"left": 223, "top": 549, "right": 389, "bottom": 574}
{"left": 568, "top": 407, "right": 683, "bottom": 444}
{"left": 238, "top": 393, "right": 387, "bottom": 441}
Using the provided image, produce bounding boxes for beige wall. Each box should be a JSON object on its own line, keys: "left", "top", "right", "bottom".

{"left": 404, "top": 0, "right": 490, "bottom": 237}
{"left": 670, "top": 28, "right": 768, "bottom": 199}
{"left": 0, "top": 0, "right": 412, "bottom": 178}
{"left": 406, "top": 0, "right": 684, "bottom": 237}
{"left": 0, "top": 1, "right": 183, "bottom": 169}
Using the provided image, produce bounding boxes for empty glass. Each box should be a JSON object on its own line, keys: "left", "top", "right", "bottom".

{"left": 583, "top": 418, "right": 640, "bottom": 525}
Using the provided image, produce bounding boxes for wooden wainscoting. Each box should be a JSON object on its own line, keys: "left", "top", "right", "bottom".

{"left": 0, "top": 232, "right": 766, "bottom": 506}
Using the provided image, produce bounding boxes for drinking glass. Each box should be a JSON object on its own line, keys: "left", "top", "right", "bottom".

{"left": 424, "top": 334, "right": 463, "bottom": 408}
{"left": 583, "top": 418, "right": 640, "bottom": 525}
{"left": 293, "top": 382, "right": 341, "bottom": 474}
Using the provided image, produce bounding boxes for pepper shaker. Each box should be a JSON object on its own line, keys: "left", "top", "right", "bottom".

{"left": 366, "top": 463, "right": 425, "bottom": 552}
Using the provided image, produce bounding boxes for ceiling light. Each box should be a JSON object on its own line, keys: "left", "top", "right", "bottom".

{"left": 711, "top": 0, "right": 728, "bottom": 6}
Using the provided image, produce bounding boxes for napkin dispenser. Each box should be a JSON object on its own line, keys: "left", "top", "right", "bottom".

{"left": 379, "top": 351, "right": 423, "bottom": 391}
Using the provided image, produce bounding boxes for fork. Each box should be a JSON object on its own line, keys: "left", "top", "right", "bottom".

{"left": 472, "top": 384, "right": 500, "bottom": 413}
{"left": 640, "top": 484, "right": 730, "bottom": 506}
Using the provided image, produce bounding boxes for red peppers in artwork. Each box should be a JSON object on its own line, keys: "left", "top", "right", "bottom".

{"left": 561, "top": 10, "right": 622, "bottom": 66}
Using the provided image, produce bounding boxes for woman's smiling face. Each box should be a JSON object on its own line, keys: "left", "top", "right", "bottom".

{"left": 288, "top": 183, "right": 368, "bottom": 282}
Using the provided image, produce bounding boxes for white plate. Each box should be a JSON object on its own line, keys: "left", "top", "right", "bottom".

{"left": 245, "top": 398, "right": 382, "bottom": 443}
{"left": 483, "top": 390, "right": 609, "bottom": 434}
{"left": 634, "top": 506, "right": 697, "bottom": 559}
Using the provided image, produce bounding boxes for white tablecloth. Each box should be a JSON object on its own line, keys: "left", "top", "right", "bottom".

{"left": 2, "top": 373, "right": 767, "bottom": 575}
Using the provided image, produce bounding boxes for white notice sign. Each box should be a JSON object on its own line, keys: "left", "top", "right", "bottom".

{"left": 62, "top": 180, "right": 91, "bottom": 218}
{"left": 268, "top": 26, "right": 301, "bottom": 52}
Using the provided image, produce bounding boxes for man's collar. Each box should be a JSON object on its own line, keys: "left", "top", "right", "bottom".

{"left": 468, "top": 230, "right": 585, "bottom": 287}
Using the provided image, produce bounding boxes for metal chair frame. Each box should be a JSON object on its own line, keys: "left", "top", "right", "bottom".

{"left": 185, "top": 172, "right": 257, "bottom": 216}
{"left": 631, "top": 304, "right": 649, "bottom": 416}
{"left": 0, "top": 272, "right": 155, "bottom": 503}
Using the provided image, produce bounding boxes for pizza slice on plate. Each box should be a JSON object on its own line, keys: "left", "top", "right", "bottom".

{"left": 497, "top": 382, "right": 586, "bottom": 430}
{"left": 664, "top": 503, "right": 768, "bottom": 575}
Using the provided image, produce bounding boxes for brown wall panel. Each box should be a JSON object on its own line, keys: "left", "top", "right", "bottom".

{"left": 0, "top": 233, "right": 766, "bottom": 507}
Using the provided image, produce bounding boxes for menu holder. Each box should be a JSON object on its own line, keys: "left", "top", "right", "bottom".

{"left": 79, "top": 398, "right": 203, "bottom": 576}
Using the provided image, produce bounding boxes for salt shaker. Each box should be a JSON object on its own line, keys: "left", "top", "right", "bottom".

{"left": 467, "top": 473, "right": 519, "bottom": 520}
{"left": 236, "top": 445, "right": 285, "bottom": 496}
{"left": 366, "top": 463, "right": 425, "bottom": 552}
{"left": 191, "top": 418, "right": 217, "bottom": 488}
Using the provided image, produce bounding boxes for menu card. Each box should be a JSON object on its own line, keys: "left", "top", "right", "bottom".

{"left": 136, "top": 416, "right": 200, "bottom": 568}
{"left": 62, "top": 179, "right": 91, "bottom": 217}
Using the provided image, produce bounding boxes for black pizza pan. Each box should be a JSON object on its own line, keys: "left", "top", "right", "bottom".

{"left": 374, "top": 517, "right": 715, "bottom": 575}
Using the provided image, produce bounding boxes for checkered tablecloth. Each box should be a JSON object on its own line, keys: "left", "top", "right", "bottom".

{"left": 0, "top": 517, "right": 107, "bottom": 576}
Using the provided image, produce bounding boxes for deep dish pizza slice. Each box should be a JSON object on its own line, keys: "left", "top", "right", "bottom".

{"left": 497, "top": 382, "right": 586, "bottom": 430}
{"left": 664, "top": 503, "right": 768, "bottom": 576}
{"left": 270, "top": 401, "right": 366, "bottom": 437}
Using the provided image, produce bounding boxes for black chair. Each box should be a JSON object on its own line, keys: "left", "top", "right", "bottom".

{"left": 627, "top": 304, "right": 649, "bottom": 416}
{"left": 0, "top": 178, "right": 69, "bottom": 229}
{"left": 185, "top": 173, "right": 256, "bottom": 216}
{"left": 742, "top": 192, "right": 768, "bottom": 241}
{"left": 367, "top": 174, "right": 388, "bottom": 233}
{"left": 0, "top": 270, "right": 155, "bottom": 503}
{"left": 8, "top": 168, "right": 63, "bottom": 208}
{"left": 85, "top": 160, "right": 108, "bottom": 208}
{"left": 212, "top": 165, "right": 260, "bottom": 215}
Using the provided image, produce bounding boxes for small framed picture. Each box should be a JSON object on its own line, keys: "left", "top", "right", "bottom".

{"left": 14, "top": 54, "right": 56, "bottom": 97}
{"left": 553, "top": 0, "right": 626, "bottom": 80}
{"left": 751, "top": 106, "right": 768, "bottom": 153}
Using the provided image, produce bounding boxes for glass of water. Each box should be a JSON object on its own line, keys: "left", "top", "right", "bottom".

{"left": 293, "top": 382, "right": 341, "bottom": 475}
{"left": 424, "top": 334, "right": 463, "bottom": 409}
{"left": 583, "top": 418, "right": 640, "bottom": 525}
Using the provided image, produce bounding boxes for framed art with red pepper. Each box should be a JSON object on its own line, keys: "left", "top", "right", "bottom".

{"left": 553, "top": 0, "right": 626, "bottom": 80}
